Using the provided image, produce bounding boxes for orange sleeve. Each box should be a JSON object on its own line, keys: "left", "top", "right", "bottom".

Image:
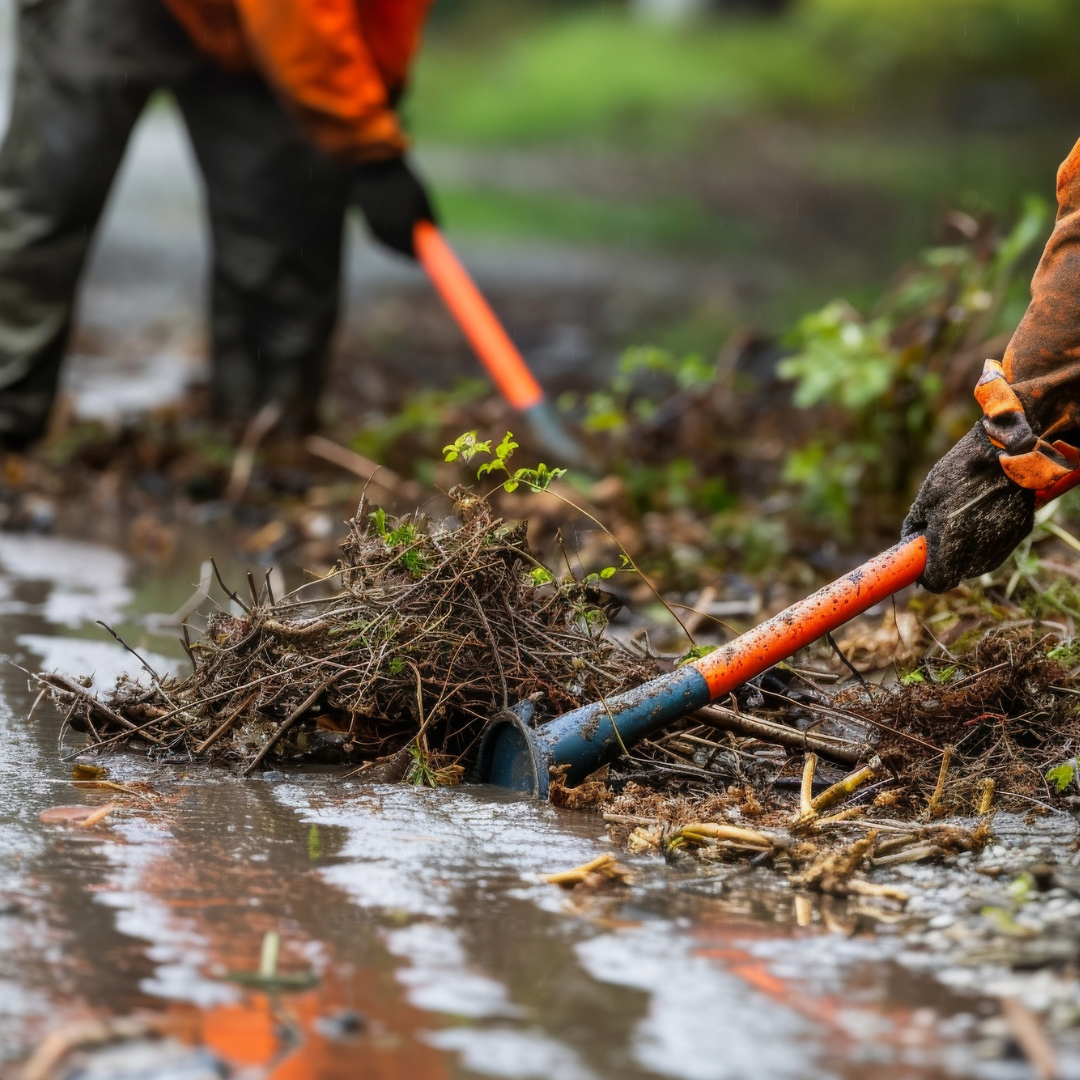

{"left": 230, "top": 0, "right": 433, "bottom": 163}
{"left": 357, "top": 0, "right": 434, "bottom": 93}
{"left": 976, "top": 135, "right": 1080, "bottom": 487}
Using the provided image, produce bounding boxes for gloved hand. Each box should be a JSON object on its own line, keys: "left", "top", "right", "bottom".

{"left": 902, "top": 421, "right": 1035, "bottom": 593}
{"left": 351, "top": 155, "right": 436, "bottom": 258}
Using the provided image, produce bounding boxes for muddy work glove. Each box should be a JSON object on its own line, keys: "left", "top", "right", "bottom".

{"left": 351, "top": 155, "right": 436, "bottom": 258}
{"left": 902, "top": 422, "right": 1035, "bottom": 593}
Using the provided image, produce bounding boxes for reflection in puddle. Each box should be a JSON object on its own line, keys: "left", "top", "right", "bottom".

{"left": 0, "top": 533, "right": 132, "bottom": 628}
{"left": 17, "top": 636, "right": 181, "bottom": 689}
{"left": 425, "top": 1026, "right": 600, "bottom": 1080}
{"left": 577, "top": 924, "right": 815, "bottom": 1080}
{"left": 386, "top": 922, "right": 524, "bottom": 1019}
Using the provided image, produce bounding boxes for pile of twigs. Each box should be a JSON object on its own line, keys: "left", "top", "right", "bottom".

{"left": 40, "top": 489, "right": 657, "bottom": 775}
{"left": 852, "top": 630, "right": 1080, "bottom": 815}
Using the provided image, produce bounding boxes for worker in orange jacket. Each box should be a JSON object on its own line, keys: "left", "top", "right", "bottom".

{"left": 0, "top": 0, "right": 436, "bottom": 445}
{"left": 905, "top": 135, "right": 1080, "bottom": 590}
{"left": 161, "top": 0, "right": 438, "bottom": 255}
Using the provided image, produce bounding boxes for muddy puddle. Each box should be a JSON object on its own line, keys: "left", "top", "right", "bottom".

{"left": 0, "top": 534, "right": 1077, "bottom": 1078}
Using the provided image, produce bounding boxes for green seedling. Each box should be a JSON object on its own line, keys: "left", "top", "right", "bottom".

{"left": 676, "top": 644, "right": 719, "bottom": 666}
{"left": 445, "top": 430, "right": 566, "bottom": 493}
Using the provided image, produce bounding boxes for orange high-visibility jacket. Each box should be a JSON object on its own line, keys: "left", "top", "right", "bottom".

{"left": 161, "top": 0, "right": 434, "bottom": 161}
{"left": 975, "top": 134, "right": 1080, "bottom": 489}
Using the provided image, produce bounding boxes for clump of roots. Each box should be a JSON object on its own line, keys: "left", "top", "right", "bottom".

{"left": 41, "top": 488, "right": 658, "bottom": 775}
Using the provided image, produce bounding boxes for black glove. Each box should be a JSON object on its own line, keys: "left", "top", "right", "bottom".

{"left": 351, "top": 156, "right": 436, "bottom": 258}
{"left": 901, "top": 422, "right": 1035, "bottom": 593}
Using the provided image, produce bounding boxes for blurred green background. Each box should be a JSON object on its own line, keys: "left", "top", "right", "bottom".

{"left": 407, "top": 0, "right": 1079, "bottom": 341}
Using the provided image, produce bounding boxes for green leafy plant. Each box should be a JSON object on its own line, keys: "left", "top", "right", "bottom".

{"left": 777, "top": 197, "right": 1050, "bottom": 533}
{"left": 676, "top": 644, "right": 719, "bottom": 665}
{"left": 369, "top": 508, "right": 428, "bottom": 577}
{"left": 442, "top": 429, "right": 493, "bottom": 464}
{"left": 583, "top": 554, "right": 632, "bottom": 585}
{"left": 443, "top": 427, "right": 703, "bottom": 639}
{"left": 444, "top": 430, "right": 567, "bottom": 492}
{"left": 405, "top": 743, "right": 464, "bottom": 788}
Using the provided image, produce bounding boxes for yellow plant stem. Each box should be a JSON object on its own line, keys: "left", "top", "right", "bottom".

{"left": 925, "top": 745, "right": 954, "bottom": 819}
{"left": 810, "top": 757, "right": 882, "bottom": 814}
{"left": 800, "top": 753, "right": 818, "bottom": 817}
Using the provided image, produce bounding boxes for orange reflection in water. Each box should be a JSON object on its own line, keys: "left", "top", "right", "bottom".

{"left": 690, "top": 915, "right": 940, "bottom": 1070}
{"left": 110, "top": 829, "right": 452, "bottom": 1080}
{"left": 166, "top": 966, "right": 449, "bottom": 1079}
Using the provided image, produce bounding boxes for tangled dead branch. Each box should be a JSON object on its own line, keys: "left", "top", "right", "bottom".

{"left": 35, "top": 481, "right": 1080, "bottom": 889}
{"left": 40, "top": 489, "right": 657, "bottom": 775}
{"left": 843, "top": 630, "right": 1080, "bottom": 815}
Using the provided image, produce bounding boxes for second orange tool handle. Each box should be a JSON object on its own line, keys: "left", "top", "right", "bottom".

{"left": 414, "top": 221, "right": 545, "bottom": 412}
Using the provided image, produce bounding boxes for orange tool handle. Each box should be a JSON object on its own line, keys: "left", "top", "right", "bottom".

{"left": 691, "top": 535, "right": 927, "bottom": 697}
{"left": 414, "top": 221, "right": 545, "bottom": 412}
{"left": 691, "top": 465, "right": 1080, "bottom": 699}
{"left": 477, "top": 462, "right": 1080, "bottom": 796}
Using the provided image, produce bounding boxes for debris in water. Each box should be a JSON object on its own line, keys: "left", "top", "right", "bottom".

{"left": 70, "top": 763, "right": 107, "bottom": 779}
{"left": 38, "top": 802, "right": 116, "bottom": 827}
{"left": 543, "top": 853, "right": 633, "bottom": 889}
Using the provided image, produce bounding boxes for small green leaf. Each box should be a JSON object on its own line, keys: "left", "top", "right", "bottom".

{"left": 478, "top": 459, "right": 508, "bottom": 478}
{"left": 529, "top": 566, "right": 554, "bottom": 585}
{"left": 901, "top": 671, "right": 924, "bottom": 685}
{"left": 443, "top": 431, "right": 491, "bottom": 464}
{"left": 599, "top": 566, "right": 617, "bottom": 579}
{"left": 495, "top": 432, "right": 518, "bottom": 461}
{"left": 369, "top": 507, "right": 388, "bottom": 537}
{"left": 1046, "top": 762, "right": 1076, "bottom": 793}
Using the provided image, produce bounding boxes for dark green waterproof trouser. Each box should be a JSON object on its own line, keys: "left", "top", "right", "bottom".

{"left": 0, "top": 0, "right": 349, "bottom": 443}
